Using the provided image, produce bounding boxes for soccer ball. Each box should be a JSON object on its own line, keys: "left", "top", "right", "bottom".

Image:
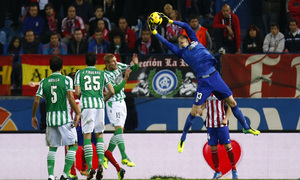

{"left": 149, "top": 12, "right": 162, "bottom": 25}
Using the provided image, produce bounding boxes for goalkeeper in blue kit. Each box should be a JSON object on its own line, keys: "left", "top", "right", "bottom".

{"left": 147, "top": 13, "right": 260, "bottom": 152}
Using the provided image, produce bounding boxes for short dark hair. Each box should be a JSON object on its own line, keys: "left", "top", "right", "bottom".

{"left": 50, "top": 56, "right": 63, "bottom": 72}
{"left": 85, "top": 52, "right": 97, "bottom": 66}
{"left": 270, "top": 23, "right": 279, "bottom": 29}
{"left": 25, "top": 29, "right": 34, "bottom": 36}
{"left": 94, "top": 5, "right": 103, "bottom": 12}
{"left": 188, "top": 14, "right": 198, "bottom": 22}
{"left": 94, "top": 28, "right": 103, "bottom": 34}
{"left": 50, "top": 32, "right": 59, "bottom": 38}
{"left": 289, "top": 18, "right": 298, "bottom": 25}
{"left": 44, "top": 3, "right": 54, "bottom": 10}
{"left": 29, "top": 2, "right": 39, "bottom": 11}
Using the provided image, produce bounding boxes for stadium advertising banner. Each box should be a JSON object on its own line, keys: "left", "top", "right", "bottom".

{"left": 21, "top": 54, "right": 119, "bottom": 96}
{"left": 1, "top": 97, "right": 299, "bottom": 131}
{"left": 222, "top": 54, "right": 300, "bottom": 98}
{"left": 135, "top": 98, "right": 300, "bottom": 131}
{"left": 0, "top": 56, "right": 13, "bottom": 96}
{"left": 124, "top": 55, "right": 197, "bottom": 98}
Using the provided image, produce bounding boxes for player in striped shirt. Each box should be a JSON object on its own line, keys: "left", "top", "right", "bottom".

{"left": 31, "top": 56, "right": 81, "bottom": 180}
{"left": 75, "top": 52, "right": 115, "bottom": 180}
{"left": 103, "top": 53, "right": 139, "bottom": 168}
{"left": 202, "top": 94, "right": 238, "bottom": 179}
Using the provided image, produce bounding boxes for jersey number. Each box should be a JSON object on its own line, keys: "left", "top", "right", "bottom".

{"left": 51, "top": 86, "right": 57, "bottom": 103}
{"left": 84, "top": 76, "right": 101, "bottom": 91}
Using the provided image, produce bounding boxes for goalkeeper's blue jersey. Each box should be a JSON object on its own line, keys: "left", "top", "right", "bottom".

{"left": 155, "top": 21, "right": 217, "bottom": 78}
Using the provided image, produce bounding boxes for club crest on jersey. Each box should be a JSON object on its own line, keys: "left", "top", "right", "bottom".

{"left": 188, "top": 41, "right": 198, "bottom": 50}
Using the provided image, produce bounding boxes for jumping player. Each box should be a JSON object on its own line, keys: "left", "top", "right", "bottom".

{"left": 103, "top": 53, "right": 139, "bottom": 168}
{"left": 147, "top": 13, "right": 260, "bottom": 152}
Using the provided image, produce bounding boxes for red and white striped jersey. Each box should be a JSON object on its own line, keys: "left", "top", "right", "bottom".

{"left": 67, "top": 91, "right": 80, "bottom": 120}
{"left": 205, "top": 94, "right": 227, "bottom": 128}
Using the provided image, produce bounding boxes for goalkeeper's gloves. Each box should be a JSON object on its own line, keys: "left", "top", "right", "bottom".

{"left": 158, "top": 12, "right": 174, "bottom": 26}
{"left": 147, "top": 18, "right": 157, "bottom": 35}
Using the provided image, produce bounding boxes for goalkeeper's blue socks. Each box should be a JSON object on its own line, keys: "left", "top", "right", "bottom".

{"left": 231, "top": 106, "right": 250, "bottom": 129}
{"left": 181, "top": 113, "right": 195, "bottom": 141}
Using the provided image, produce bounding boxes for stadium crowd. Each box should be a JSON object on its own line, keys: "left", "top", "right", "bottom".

{"left": 0, "top": 0, "right": 300, "bottom": 90}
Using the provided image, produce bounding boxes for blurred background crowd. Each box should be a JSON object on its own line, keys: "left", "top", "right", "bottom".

{"left": 0, "top": 0, "right": 299, "bottom": 90}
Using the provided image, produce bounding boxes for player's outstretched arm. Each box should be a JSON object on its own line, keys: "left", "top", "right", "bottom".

{"left": 158, "top": 12, "right": 173, "bottom": 26}
{"left": 173, "top": 21, "right": 198, "bottom": 42}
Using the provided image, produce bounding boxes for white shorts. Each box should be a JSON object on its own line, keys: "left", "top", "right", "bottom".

{"left": 106, "top": 100, "right": 127, "bottom": 127}
{"left": 45, "top": 123, "right": 77, "bottom": 147}
{"left": 81, "top": 108, "right": 105, "bottom": 134}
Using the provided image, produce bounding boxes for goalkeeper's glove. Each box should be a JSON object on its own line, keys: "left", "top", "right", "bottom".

{"left": 147, "top": 18, "right": 157, "bottom": 35}
{"left": 158, "top": 12, "right": 174, "bottom": 26}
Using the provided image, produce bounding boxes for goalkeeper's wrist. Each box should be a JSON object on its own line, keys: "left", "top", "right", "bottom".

{"left": 152, "top": 29, "right": 157, "bottom": 35}
{"left": 169, "top": 19, "right": 174, "bottom": 24}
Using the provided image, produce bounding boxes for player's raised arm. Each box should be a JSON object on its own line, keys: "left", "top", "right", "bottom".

{"left": 172, "top": 21, "right": 198, "bottom": 43}
{"left": 147, "top": 13, "right": 181, "bottom": 56}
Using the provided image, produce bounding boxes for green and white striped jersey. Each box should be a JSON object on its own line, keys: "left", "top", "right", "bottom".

{"left": 75, "top": 66, "right": 110, "bottom": 109}
{"left": 104, "top": 62, "right": 130, "bottom": 102}
{"left": 36, "top": 72, "right": 73, "bottom": 127}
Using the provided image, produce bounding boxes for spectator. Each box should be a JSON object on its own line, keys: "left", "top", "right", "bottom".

{"left": 166, "top": 10, "right": 183, "bottom": 43}
{"left": 22, "top": 2, "right": 45, "bottom": 41}
{"left": 42, "top": 3, "right": 62, "bottom": 44}
{"left": 42, "top": 32, "right": 67, "bottom": 55}
{"left": 133, "top": 28, "right": 163, "bottom": 54}
{"left": 68, "top": 29, "right": 89, "bottom": 54}
{"left": 71, "top": 0, "right": 94, "bottom": 30}
{"left": 97, "top": 19, "right": 110, "bottom": 42}
{"left": 242, "top": 25, "right": 264, "bottom": 53}
{"left": 213, "top": 4, "right": 241, "bottom": 54}
{"left": 108, "top": 29, "right": 129, "bottom": 54}
{"left": 288, "top": 0, "right": 300, "bottom": 28}
{"left": 20, "top": 30, "right": 43, "bottom": 54}
{"left": 284, "top": 19, "right": 300, "bottom": 53}
{"left": 118, "top": 17, "right": 136, "bottom": 52}
{"left": 263, "top": 23, "right": 285, "bottom": 53}
{"left": 88, "top": 6, "right": 112, "bottom": 38}
{"left": 183, "top": 14, "right": 212, "bottom": 51}
{"left": 61, "top": 6, "right": 86, "bottom": 44}
{"left": 88, "top": 28, "right": 109, "bottom": 54}
{"left": 7, "top": 36, "right": 22, "bottom": 89}
{"left": 164, "top": 4, "right": 173, "bottom": 18}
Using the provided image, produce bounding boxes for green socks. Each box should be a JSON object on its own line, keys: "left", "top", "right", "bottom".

{"left": 47, "top": 147, "right": 57, "bottom": 178}
{"left": 84, "top": 138, "right": 93, "bottom": 170}
{"left": 108, "top": 128, "right": 127, "bottom": 159}
{"left": 63, "top": 146, "right": 77, "bottom": 176}
{"left": 96, "top": 137, "right": 105, "bottom": 165}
